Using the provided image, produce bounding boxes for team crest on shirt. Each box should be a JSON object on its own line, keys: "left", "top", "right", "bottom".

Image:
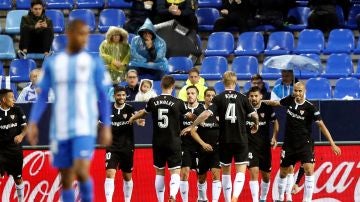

{"left": 300, "top": 110, "right": 304, "bottom": 115}
{"left": 260, "top": 113, "right": 265, "bottom": 118}
{"left": 10, "top": 115, "right": 15, "bottom": 119}
{"left": 123, "top": 114, "right": 128, "bottom": 119}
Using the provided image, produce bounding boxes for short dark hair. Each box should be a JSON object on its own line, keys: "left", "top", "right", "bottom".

{"left": 204, "top": 87, "right": 216, "bottom": 96}
{"left": 113, "top": 85, "right": 126, "bottom": 95}
{"left": 66, "top": 19, "right": 87, "bottom": 33}
{"left": 31, "top": 0, "right": 44, "bottom": 7}
{"left": 0, "top": 89, "right": 13, "bottom": 100}
{"left": 161, "top": 75, "right": 175, "bottom": 89}
{"left": 250, "top": 74, "right": 263, "bottom": 81}
{"left": 188, "top": 68, "right": 199, "bottom": 75}
{"left": 248, "top": 86, "right": 261, "bottom": 94}
{"left": 186, "top": 85, "right": 199, "bottom": 94}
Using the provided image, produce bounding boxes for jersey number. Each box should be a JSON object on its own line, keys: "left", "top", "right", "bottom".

{"left": 225, "top": 103, "right": 237, "bottom": 123}
{"left": 158, "top": 108, "right": 169, "bottom": 128}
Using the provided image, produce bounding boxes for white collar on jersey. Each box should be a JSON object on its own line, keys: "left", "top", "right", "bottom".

{"left": 187, "top": 102, "right": 199, "bottom": 110}
{"left": 114, "top": 103, "right": 125, "bottom": 110}
{"left": 224, "top": 88, "right": 236, "bottom": 91}
{"left": 161, "top": 93, "right": 172, "bottom": 96}
{"left": 0, "top": 106, "right": 10, "bottom": 112}
{"left": 295, "top": 99, "right": 306, "bottom": 106}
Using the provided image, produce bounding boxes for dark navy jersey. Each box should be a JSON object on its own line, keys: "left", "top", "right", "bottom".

{"left": 197, "top": 104, "right": 220, "bottom": 148}
{"left": 181, "top": 103, "right": 205, "bottom": 151}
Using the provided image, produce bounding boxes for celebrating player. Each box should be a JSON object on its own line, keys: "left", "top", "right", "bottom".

{"left": 263, "top": 82, "right": 341, "bottom": 202}
{"left": 27, "top": 20, "right": 112, "bottom": 202}
{"left": 246, "top": 86, "right": 279, "bottom": 202}
{"left": 182, "top": 71, "right": 259, "bottom": 202}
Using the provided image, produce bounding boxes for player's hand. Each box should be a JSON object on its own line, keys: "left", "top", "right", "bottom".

{"left": 292, "top": 184, "right": 301, "bottom": 194}
{"left": 180, "top": 126, "right": 192, "bottom": 136}
{"left": 250, "top": 123, "right": 259, "bottom": 134}
{"left": 99, "top": 126, "right": 112, "bottom": 146}
{"left": 14, "top": 134, "right": 25, "bottom": 144}
{"left": 271, "top": 136, "right": 277, "bottom": 149}
{"left": 27, "top": 123, "right": 39, "bottom": 145}
{"left": 331, "top": 144, "right": 341, "bottom": 156}
{"left": 137, "top": 119, "right": 146, "bottom": 127}
{"left": 221, "top": 9, "right": 228, "bottom": 15}
{"left": 202, "top": 143, "right": 213, "bottom": 152}
{"left": 184, "top": 112, "right": 197, "bottom": 121}
{"left": 129, "top": 116, "right": 135, "bottom": 125}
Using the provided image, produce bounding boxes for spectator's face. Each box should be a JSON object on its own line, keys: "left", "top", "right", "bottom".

{"left": 112, "top": 35, "right": 121, "bottom": 43}
{"left": 31, "top": 4, "right": 43, "bottom": 17}
{"left": 204, "top": 90, "right": 215, "bottom": 106}
{"left": 67, "top": 24, "right": 89, "bottom": 51}
{"left": 281, "top": 70, "right": 294, "bottom": 85}
{"left": 142, "top": 31, "right": 153, "bottom": 40}
{"left": 30, "top": 70, "right": 40, "bottom": 84}
{"left": 114, "top": 91, "right": 126, "bottom": 106}
{"left": 2, "top": 92, "right": 15, "bottom": 108}
{"left": 126, "top": 72, "right": 138, "bottom": 87}
{"left": 186, "top": 88, "right": 198, "bottom": 105}
{"left": 251, "top": 78, "right": 264, "bottom": 89}
{"left": 248, "top": 91, "right": 262, "bottom": 107}
{"left": 141, "top": 82, "right": 151, "bottom": 93}
{"left": 188, "top": 72, "right": 200, "bottom": 85}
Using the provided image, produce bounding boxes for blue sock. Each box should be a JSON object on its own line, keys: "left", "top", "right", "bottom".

{"left": 62, "top": 189, "right": 75, "bottom": 202}
{"left": 80, "top": 179, "right": 93, "bottom": 202}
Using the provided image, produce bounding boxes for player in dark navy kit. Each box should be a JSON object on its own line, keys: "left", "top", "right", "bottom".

{"left": 182, "top": 71, "right": 259, "bottom": 202}
{"left": 190, "top": 87, "right": 222, "bottom": 202}
{"left": 129, "top": 75, "right": 188, "bottom": 202}
{"left": 263, "top": 82, "right": 341, "bottom": 202}
{"left": 103, "top": 86, "right": 145, "bottom": 202}
{"left": 0, "top": 89, "right": 27, "bottom": 202}
{"left": 246, "top": 87, "right": 279, "bottom": 202}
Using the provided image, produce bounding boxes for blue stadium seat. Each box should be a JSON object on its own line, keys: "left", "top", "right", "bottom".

{"left": 196, "top": 8, "right": 220, "bottom": 31}
{"left": 45, "top": 0, "right": 73, "bottom": 9}
{"left": 336, "top": 5, "right": 345, "bottom": 27}
{"left": 346, "top": 5, "right": 360, "bottom": 29}
{"left": 69, "top": 9, "right": 96, "bottom": 32}
{"left": 76, "top": 0, "right": 104, "bottom": 8}
{"left": 168, "top": 57, "right": 193, "bottom": 80}
{"left": 45, "top": 10, "right": 65, "bottom": 33}
{"left": 323, "top": 29, "right": 355, "bottom": 54}
{"left": 16, "top": 0, "right": 30, "bottom": 9}
{"left": 306, "top": 77, "right": 332, "bottom": 100}
{"left": 261, "top": 61, "right": 281, "bottom": 80}
{"left": 153, "top": 81, "right": 176, "bottom": 96}
{"left": 352, "top": 60, "right": 360, "bottom": 78}
{"left": 0, "top": 0, "right": 12, "bottom": 10}
{"left": 0, "top": 62, "right": 3, "bottom": 75}
{"left": 200, "top": 56, "right": 227, "bottom": 80}
{"left": 232, "top": 56, "right": 258, "bottom": 79}
{"left": 52, "top": 34, "right": 67, "bottom": 53}
{"left": 107, "top": 0, "right": 132, "bottom": 8}
{"left": 286, "top": 7, "right": 310, "bottom": 31}
{"left": 296, "top": 54, "right": 321, "bottom": 78}
{"left": 98, "top": 9, "right": 126, "bottom": 33}
{"left": 5, "top": 10, "right": 28, "bottom": 34}
{"left": 353, "top": 38, "right": 360, "bottom": 54}
{"left": 294, "top": 29, "right": 324, "bottom": 54}
{"left": 198, "top": 0, "right": 221, "bottom": 7}
{"left": 85, "top": 34, "right": 105, "bottom": 56}
{"left": 10, "top": 59, "right": 37, "bottom": 82}
{"left": 234, "top": 32, "right": 264, "bottom": 56}
{"left": 242, "top": 80, "right": 270, "bottom": 93}
{"left": 0, "top": 35, "right": 16, "bottom": 60}
{"left": 252, "top": 25, "right": 276, "bottom": 32}
{"left": 213, "top": 80, "right": 240, "bottom": 94}
{"left": 204, "top": 32, "right": 234, "bottom": 56}
{"left": 264, "top": 32, "right": 294, "bottom": 55}
{"left": 321, "top": 54, "right": 353, "bottom": 79}
{"left": 333, "top": 77, "right": 360, "bottom": 99}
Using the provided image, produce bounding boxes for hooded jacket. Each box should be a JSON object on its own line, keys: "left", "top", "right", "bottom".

{"left": 129, "top": 19, "right": 168, "bottom": 72}
{"left": 178, "top": 77, "right": 207, "bottom": 102}
{"left": 20, "top": 9, "right": 53, "bottom": 33}
{"left": 135, "top": 79, "right": 157, "bottom": 102}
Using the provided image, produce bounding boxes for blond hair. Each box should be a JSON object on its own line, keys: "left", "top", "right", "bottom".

{"left": 222, "top": 71, "right": 237, "bottom": 87}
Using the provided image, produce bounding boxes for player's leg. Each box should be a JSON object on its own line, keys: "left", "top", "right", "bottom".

{"left": 302, "top": 163, "right": 315, "bottom": 202}
{"left": 122, "top": 172, "right": 133, "bottom": 202}
{"left": 153, "top": 147, "right": 166, "bottom": 202}
{"left": 248, "top": 167, "right": 259, "bottom": 202}
{"left": 219, "top": 144, "right": 233, "bottom": 202}
{"left": 285, "top": 165, "right": 295, "bottom": 201}
{"left": 104, "top": 169, "right": 116, "bottom": 202}
{"left": 168, "top": 146, "right": 182, "bottom": 202}
{"left": 8, "top": 151, "right": 25, "bottom": 202}
{"left": 277, "top": 149, "right": 294, "bottom": 202}
{"left": 59, "top": 168, "right": 76, "bottom": 202}
{"left": 292, "top": 164, "right": 305, "bottom": 194}
{"left": 231, "top": 144, "right": 248, "bottom": 202}
{"left": 14, "top": 178, "right": 24, "bottom": 202}
{"left": 259, "top": 171, "right": 270, "bottom": 202}
{"left": 119, "top": 149, "right": 135, "bottom": 202}
{"left": 211, "top": 167, "right": 221, "bottom": 202}
{"left": 180, "top": 166, "right": 190, "bottom": 202}
{"left": 197, "top": 152, "right": 209, "bottom": 202}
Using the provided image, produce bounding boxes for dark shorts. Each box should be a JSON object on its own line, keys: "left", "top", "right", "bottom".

{"left": 105, "top": 149, "right": 134, "bottom": 173}
{"left": 280, "top": 145, "right": 315, "bottom": 168}
{"left": 197, "top": 148, "right": 220, "bottom": 175}
{"left": 0, "top": 150, "right": 23, "bottom": 180}
{"left": 219, "top": 143, "right": 249, "bottom": 166}
{"left": 181, "top": 148, "right": 199, "bottom": 169}
{"left": 248, "top": 145, "right": 272, "bottom": 173}
{"left": 153, "top": 145, "right": 182, "bottom": 170}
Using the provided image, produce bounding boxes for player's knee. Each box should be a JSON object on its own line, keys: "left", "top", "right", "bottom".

{"left": 211, "top": 169, "right": 221, "bottom": 181}
{"left": 106, "top": 169, "right": 116, "bottom": 178}
{"left": 14, "top": 178, "right": 23, "bottom": 185}
{"left": 180, "top": 167, "right": 190, "bottom": 180}
{"left": 249, "top": 168, "right": 259, "bottom": 180}
{"left": 123, "top": 172, "right": 132, "bottom": 181}
{"left": 198, "top": 174, "right": 206, "bottom": 183}
{"left": 262, "top": 174, "right": 270, "bottom": 183}
{"left": 221, "top": 165, "right": 231, "bottom": 174}
{"left": 279, "top": 167, "right": 288, "bottom": 178}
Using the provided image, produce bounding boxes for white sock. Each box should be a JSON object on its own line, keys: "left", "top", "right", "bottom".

{"left": 15, "top": 182, "right": 24, "bottom": 202}
{"left": 222, "top": 175, "right": 232, "bottom": 202}
{"left": 180, "top": 180, "right": 189, "bottom": 202}
{"left": 123, "top": 180, "right": 133, "bottom": 202}
{"left": 212, "top": 180, "right": 222, "bottom": 202}
{"left": 259, "top": 180, "right": 270, "bottom": 200}
{"left": 155, "top": 175, "right": 165, "bottom": 202}
{"left": 104, "top": 178, "right": 114, "bottom": 202}
{"left": 277, "top": 177, "right": 287, "bottom": 201}
{"left": 285, "top": 174, "right": 294, "bottom": 201}
{"left": 233, "top": 172, "right": 245, "bottom": 199}
{"left": 197, "top": 182, "right": 207, "bottom": 201}
{"left": 303, "top": 175, "right": 315, "bottom": 202}
{"left": 249, "top": 181, "right": 259, "bottom": 202}
{"left": 170, "top": 174, "right": 180, "bottom": 199}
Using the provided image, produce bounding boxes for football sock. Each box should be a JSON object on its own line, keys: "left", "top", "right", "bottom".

{"left": 170, "top": 174, "right": 180, "bottom": 199}
{"left": 303, "top": 175, "right": 315, "bottom": 202}
{"left": 249, "top": 180, "right": 259, "bottom": 202}
{"left": 15, "top": 182, "right": 24, "bottom": 202}
{"left": 285, "top": 174, "right": 294, "bottom": 201}
{"left": 222, "top": 175, "right": 232, "bottom": 202}
{"left": 180, "top": 180, "right": 189, "bottom": 202}
{"left": 259, "top": 180, "right": 270, "bottom": 201}
{"left": 61, "top": 189, "right": 75, "bottom": 202}
{"left": 104, "top": 178, "right": 114, "bottom": 202}
{"left": 155, "top": 175, "right": 165, "bottom": 202}
{"left": 212, "top": 180, "right": 222, "bottom": 202}
{"left": 197, "top": 181, "right": 207, "bottom": 201}
{"left": 79, "top": 179, "right": 93, "bottom": 202}
{"left": 277, "top": 177, "right": 287, "bottom": 201}
{"left": 123, "top": 180, "right": 133, "bottom": 202}
{"left": 233, "top": 172, "right": 245, "bottom": 199}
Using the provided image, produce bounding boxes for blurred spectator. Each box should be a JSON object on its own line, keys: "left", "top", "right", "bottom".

{"left": 246, "top": 74, "right": 270, "bottom": 100}
{"left": 135, "top": 79, "right": 157, "bottom": 101}
{"left": 155, "top": 0, "right": 198, "bottom": 32}
{"left": 308, "top": 0, "right": 350, "bottom": 33}
{"left": 19, "top": 0, "right": 54, "bottom": 58}
{"left": 107, "top": 69, "right": 140, "bottom": 102}
{"left": 124, "top": 0, "right": 156, "bottom": 34}
{"left": 271, "top": 70, "right": 298, "bottom": 100}
{"left": 99, "top": 26, "right": 130, "bottom": 83}
{"left": 129, "top": 19, "right": 168, "bottom": 80}
{"left": 178, "top": 68, "right": 207, "bottom": 101}
{"left": 17, "top": 68, "right": 54, "bottom": 103}
{"left": 214, "top": 0, "right": 255, "bottom": 32}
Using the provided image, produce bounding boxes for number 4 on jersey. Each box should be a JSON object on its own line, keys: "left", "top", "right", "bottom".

{"left": 225, "top": 103, "right": 237, "bottom": 123}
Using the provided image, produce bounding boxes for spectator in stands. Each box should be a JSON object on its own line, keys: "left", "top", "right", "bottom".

{"left": 155, "top": 0, "right": 198, "bottom": 32}
{"left": 124, "top": 0, "right": 156, "bottom": 34}
{"left": 271, "top": 70, "right": 298, "bottom": 100}
{"left": 107, "top": 69, "right": 140, "bottom": 102}
{"left": 129, "top": 19, "right": 168, "bottom": 80}
{"left": 307, "top": 0, "right": 351, "bottom": 34}
{"left": 213, "top": 0, "right": 255, "bottom": 32}
{"left": 135, "top": 79, "right": 157, "bottom": 101}
{"left": 247, "top": 74, "right": 270, "bottom": 100}
{"left": 178, "top": 68, "right": 207, "bottom": 102}
{"left": 19, "top": 0, "right": 54, "bottom": 58}
{"left": 99, "top": 26, "right": 131, "bottom": 83}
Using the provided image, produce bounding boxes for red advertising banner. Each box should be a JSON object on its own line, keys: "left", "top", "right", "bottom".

{"left": 0, "top": 145, "right": 359, "bottom": 201}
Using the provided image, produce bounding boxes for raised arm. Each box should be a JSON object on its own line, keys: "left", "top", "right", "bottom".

{"left": 316, "top": 120, "right": 341, "bottom": 156}
{"left": 129, "top": 109, "right": 147, "bottom": 124}
{"left": 271, "top": 119, "right": 279, "bottom": 148}
{"left": 190, "top": 127, "right": 213, "bottom": 152}
{"left": 261, "top": 100, "right": 281, "bottom": 107}
{"left": 180, "top": 110, "right": 211, "bottom": 135}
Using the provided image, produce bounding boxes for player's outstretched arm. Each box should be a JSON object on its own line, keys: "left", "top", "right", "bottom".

{"left": 129, "top": 109, "right": 147, "bottom": 124}
{"left": 190, "top": 127, "right": 213, "bottom": 152}
{"left": 180, "top": 110, "right": 211, "bottom": 136}
{"left": 316, "top": 120, "right": 341, "bottom": 156}
{"left": 271, "top": 119, "right": 280, "bottom": 149}
{"left": 261, "top": 100, "right": 281, "bottom": 107}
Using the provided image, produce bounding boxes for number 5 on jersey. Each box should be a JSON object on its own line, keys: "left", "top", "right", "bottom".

{"left": 158, "top": 108, "right": 169, "bottom": 128}
{"left": 225, "top": 103, "right": 237, "bottom": 123}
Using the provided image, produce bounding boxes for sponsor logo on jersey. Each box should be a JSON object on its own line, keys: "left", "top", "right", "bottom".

{"left": 123, "top": 114, "right": 128, "bottom": 119}
{"left": 10, "top": 115, "right": 15, "bottom": 120}
{"left": 300, "top": 110, "right": 305, "bottom": 115}
{"left": 260, "top": 113, "right": 265, "bottom": 118}
{"left": 286, "top": 109, "right": 305, "bottom": 120}
{"left": 112, "top": 121, "right": 130, "bottom": 127}
{"left": 0, "top": 123, "right": 18, "bottom": 130}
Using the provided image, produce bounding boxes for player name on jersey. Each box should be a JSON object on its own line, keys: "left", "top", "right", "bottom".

{"left": 153, "top": 100, "right": 175, "bottom": 107}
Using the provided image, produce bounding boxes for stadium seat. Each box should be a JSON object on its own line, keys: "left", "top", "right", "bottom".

{"left": 0, "top": 35, "right": 16, "bottom": 60}
{"left": 323, "top": 29, "right": 355, "bottom": 54}
{"left": 232, "top": 56, "right": 258, "bottom": 79}
{"left": 0, "top": 0, "right": 12, "bottom": 10}
{"left": 153, "top": 81, "right": 176, "bottom": 96}
{"left": 353, "top": 38, "right": 360, "bottom": 54}
{"left": 346, "top": 5, "right": 360, "bottom": 29}
{"left": 128, "top": 33, "right": 135, "bottom": 44}
{"left": 0, "top": 62, "right": 3, "bottom": 75}
{"left": 52, "top": 34, "right": 67, "bottom": 53}
{"left": 45, "top": 0, "right": 73, "bottom": 9}
{"left": 98, "top": 9, "right": 126, "bottom": 33}
{"left": 242, "top": 80, "right": 270, "bottom": 93}
{"left": 85, "top": 34, "right": 105, "bottom": 56}
{"left": 296, "top": 54, "right": 321, "bottom": 78}
{"left": 213, "top": 80, "right": 240, "bottom": 94}
{"left": 204, "top": 32, "right": 234, "bottom": 56}
{"left": 234, "top": 32, "right": 264, "bottom": 56}
{"left": 76, "top": 0, "right": 104, "bottom": 8}
{"left": 336, "top": 5, "right": 345, "bottom": 27}
{"left": 321, "top": 54, "right": 353, "bottom": 79}
{"left": 285, "top": 7, "right": 310, "bottom": 31}
{"left": 196, "top": 8, "right": 220, "bottom": 31}
{"left": 198, "top": 0, "right": 221, "bottom": 8}
{"left": 168, "top": 57, "right": 193, "bottom": 80}
{"left": 107, "top": 0, "right": 132, "bottom": 8}
{"left": 333, "top": 77, "right": 360, "bottom": 99}
{"left": 261, "top": 67, "right": 281, "bottom": 80}
{"left": 16, "top": 0, "right": 30, "bottom": 9}
{"left": 306, "top": 77, "right": 332, "bottom": 100}
{"left": 45, "top": 10, "right": 65, "bottom": 33}
{"left": 5, "top": 10, "right": 28, "bottom": 34}
{"left": 252, "top": 25, "right": 276, "bottom": 32}
{"left": 10, "top": 59, "right": 37, "bottom": 83}
{"left": 264, "top": 32, "right": 294, "bottom": 55}
{"left": 293, "top": 29, "right": 324, "bottom": 54}
{"left": 200, "top": 56, "right": 227, "bottom": 80}
{"left": 69, "top": 9, "right": 96, "bottom": 32}
{"left": 352, "top": 60, "right": 360, "bottom": 78}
